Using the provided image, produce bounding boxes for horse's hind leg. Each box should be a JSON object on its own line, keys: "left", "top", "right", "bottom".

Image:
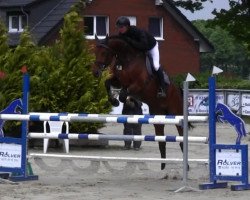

{"left": 176, "top": 125, "right": 189, "bottom": 171}
{"left": 176, "top": 125, "right": 183, "bottom": 150}
{"left": 154, "top": 124, "right": 166, "bottom": 170}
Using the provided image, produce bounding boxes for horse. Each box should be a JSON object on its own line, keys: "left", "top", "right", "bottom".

{"left": 92, "top": 35, "right": 189, "bottom": 170}
{"left": 215, "top": 103, "right": 247, "bottom": 144}
{"left": 0, "top": 98, "right": 23, "bottom": 137}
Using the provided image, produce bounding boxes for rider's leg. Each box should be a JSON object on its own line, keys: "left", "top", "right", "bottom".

{"left": 156, "top": 67, "right": 167, "bottom": 98}
{"left": 148, "top": 42, "right": 167, "bottom": 97}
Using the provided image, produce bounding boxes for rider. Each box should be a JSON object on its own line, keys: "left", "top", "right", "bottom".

{"left": 115, "top": 16, "right": 167, "bottom": 98}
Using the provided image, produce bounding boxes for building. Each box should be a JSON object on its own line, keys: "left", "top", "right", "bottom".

{"left": 0, "top": 0, "right": 79, "bottom": 46}
{"left": 0, "top": 0, "right": 214, "bottom": 75}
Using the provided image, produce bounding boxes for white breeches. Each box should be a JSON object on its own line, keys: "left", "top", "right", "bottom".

{"left": 148, "top": 42, "right": 160, "bottom": 71}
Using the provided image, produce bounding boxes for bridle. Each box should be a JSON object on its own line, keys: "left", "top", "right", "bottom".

{"left": 94, "top": 38, "right": 142, "bottom": 73}
{"left": 95, "top": 43, "right": 117, "bottom": 71}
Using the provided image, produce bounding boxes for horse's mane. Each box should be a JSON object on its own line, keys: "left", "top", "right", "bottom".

{"left": 97, "top": 35, "right": 125, "bottom": 45}
{"left": 100, "top": 35, "right": 139, "bottom": 53}
{"left": 107, "top": 35, "right": 127, "bottom": 42}
{"left": 108, "top": 35, "right": 144, "bottom": 55}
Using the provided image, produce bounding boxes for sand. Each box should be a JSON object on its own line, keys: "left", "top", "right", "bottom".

{"left": 1, "top": 123, "right": 250, "bottom": 200}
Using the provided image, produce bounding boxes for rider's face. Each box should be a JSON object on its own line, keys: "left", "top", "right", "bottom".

{"left": 117, "top": 25, "right": 128, "bottom": 34}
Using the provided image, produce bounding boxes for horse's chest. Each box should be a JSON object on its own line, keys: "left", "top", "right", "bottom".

{"left": 115, "top": 66, "right": 130, "bottom": 82}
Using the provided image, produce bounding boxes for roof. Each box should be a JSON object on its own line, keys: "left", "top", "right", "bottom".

{"left": 4, "top": 0, "right": 80, "bottom": 46}
{"left": 4, "top": 0, "right": 213, "bottom": 52}
{"left": 162, "top": 0, "right": 214, "bottom": 52}
{"left": 0, "top": 0, "right": 40, "bottom": 7}
{"left": 30, "top": 0, "right": 80, "bottom": 45}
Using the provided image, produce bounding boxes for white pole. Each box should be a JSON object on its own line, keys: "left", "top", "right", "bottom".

{"left": 29, "top": 153, "right": 208, "bottom": 163}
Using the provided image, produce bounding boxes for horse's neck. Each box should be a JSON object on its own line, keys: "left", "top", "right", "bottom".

{"left": 109, "top": 39, "right": 140, "bottom": 59}
{"left": 218, "top": 105, "right": 230, "bottom": 116}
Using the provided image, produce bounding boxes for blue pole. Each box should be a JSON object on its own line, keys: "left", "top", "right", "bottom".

{"left": 21, "top": 73, "right": 29, "bottom": 177}
{"left": 208, "top": 76, "right": 216, "bottom": 183}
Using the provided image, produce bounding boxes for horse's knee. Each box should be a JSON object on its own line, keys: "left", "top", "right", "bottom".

{"left": 119, "top": 88, "right": 128, "bottom": 103}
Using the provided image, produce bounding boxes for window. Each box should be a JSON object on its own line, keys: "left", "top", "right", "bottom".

{"left": 124, "top": 16, "right": 136, "bottom": 26}
{"left": 84, "top": 16, "right": 108, "bottom": 39}
{"left": 8, "top": 15, "right": 27, "bottom": 33}
{"left": 148, "top": 17, "right": 163, "bottom": 40}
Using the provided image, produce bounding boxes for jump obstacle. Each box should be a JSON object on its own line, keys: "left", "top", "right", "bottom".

{"left": 0, "top": 68, "right": 249, "bottom": 191}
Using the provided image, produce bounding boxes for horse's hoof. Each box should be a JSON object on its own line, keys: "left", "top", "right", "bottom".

{"left": 163, "top": 174, "right": 169, "bottom": 179}
{"left": 109, "top": 98, "right": 120, "bottom": 107}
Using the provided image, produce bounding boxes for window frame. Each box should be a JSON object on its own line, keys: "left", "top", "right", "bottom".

{"left": 124, "top": 16, "right": 136, "bottom": 26}
{"left": 148, "top": 17, "right": 164, "bottom": 40}
{"left": 8, "top": 14, "right": 26, "bottom": 33}
{"left": 84, "top": 15, "right": 109, "bottom": 39}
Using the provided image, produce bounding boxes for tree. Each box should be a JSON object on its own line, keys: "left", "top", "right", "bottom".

{"left": 212, "top": 0, "right": 250, "bottom": 52}
{"left": 173, "top": 0, "right": 209, "bottom": 12}
{"left": 173, "top": 0, "right": 250, "bottom": 53}
{"left": 193, "top": 20, "right": 250, "bottom": 78}
{"left": 0, "top": 9, "right": 111, "bottom": 133}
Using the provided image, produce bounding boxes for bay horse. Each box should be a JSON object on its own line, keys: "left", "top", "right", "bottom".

{"left": 92, "top": 35, "right": 187, "bottom": 170}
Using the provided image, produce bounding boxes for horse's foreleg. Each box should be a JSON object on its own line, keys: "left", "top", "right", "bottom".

{"left": 105, "top": 79, "right": 119, "bottom": 107}
{"left": 118, "top": 88, "right": 128, "bottom": 103}
{"left": 154, "top": 124, "right": 166, "bottom": 170}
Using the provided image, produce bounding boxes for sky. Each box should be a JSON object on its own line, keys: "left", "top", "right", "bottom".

{"left": 179, "top": 0, "right": 230, "bottom": 20}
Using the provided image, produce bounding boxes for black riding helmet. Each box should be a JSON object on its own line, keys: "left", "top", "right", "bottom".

{"left": 116, "top": 16, "right": 130, "bottom": 28}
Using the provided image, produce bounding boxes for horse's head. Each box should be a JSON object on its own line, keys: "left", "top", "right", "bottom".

{"left": 0, "top": 98, "right": 23, "bottom": 115}
{"left": 11, "top": 99, "right": 23, "bottom": 114}
{"left": 92, "top": 34, "right": 137, "bottom": 78}
{"left": 92, "top": 35, "right": 115, "bottom": 78}
{"left": 215, "top": 103, "right": 225, "bottom": 122}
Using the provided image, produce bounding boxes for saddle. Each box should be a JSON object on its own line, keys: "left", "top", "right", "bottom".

{"left": 145, "top": 54, "right": 170, "bottom": 85}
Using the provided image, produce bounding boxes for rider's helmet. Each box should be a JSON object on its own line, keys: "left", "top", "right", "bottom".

{"left": 116, "top": 16, "right": 130, "bottom": 28}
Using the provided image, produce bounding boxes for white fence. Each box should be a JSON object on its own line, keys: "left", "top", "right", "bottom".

{"left": 111, "top": 89, "right": 250, "bottom": 116}
{"left": 188, "top": 89, "right": 250, "bottom": 116}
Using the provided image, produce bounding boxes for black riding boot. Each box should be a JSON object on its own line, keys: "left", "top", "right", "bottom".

{"left": 156, "top": 68, "right": 167, "bottom": 98}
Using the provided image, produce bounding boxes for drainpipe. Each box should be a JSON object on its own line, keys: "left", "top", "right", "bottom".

{"left": 21, "top": 6, "right": 29, "bottom": 30}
